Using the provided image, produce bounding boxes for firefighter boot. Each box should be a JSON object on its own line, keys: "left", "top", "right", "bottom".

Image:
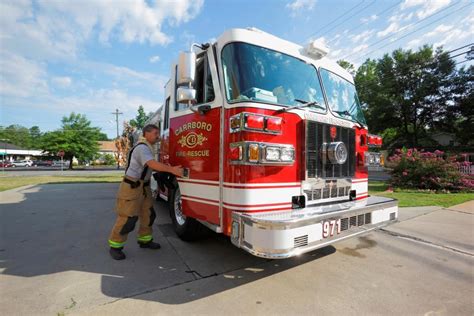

{"left": 138, "top": 240, "right": 161, "bottom": 249}
{"left": 109, "top": 247, "right": 126, "bottom": 260}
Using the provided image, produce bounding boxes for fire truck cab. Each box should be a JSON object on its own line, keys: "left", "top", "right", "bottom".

{"left": 153, "top": 28, "right": 398, "bottom": 259}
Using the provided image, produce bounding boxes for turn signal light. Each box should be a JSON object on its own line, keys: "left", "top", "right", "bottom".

{"left": 245, "top": 114, "right": 264, "bottom": 130}
{"left": 248, "top": 143, "right": 260, "bottom": 162}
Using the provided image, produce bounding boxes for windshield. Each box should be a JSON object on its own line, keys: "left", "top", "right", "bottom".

{"left": 221, "top": 42, "right": 326, "bottom": 111}
{"left": 319, "top": 68, "right": 366, "bottom": 125}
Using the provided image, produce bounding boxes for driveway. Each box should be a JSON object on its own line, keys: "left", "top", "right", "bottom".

{"left": 0, "top": 183, "right": 472, "bottom": 315}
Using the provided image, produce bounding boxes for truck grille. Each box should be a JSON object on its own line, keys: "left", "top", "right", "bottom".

{"left": 306, "top": 121, "right": 356, "bottom": 178}
{"left": 341, "top": 212, "right": 372, "bottom": 232}
{"left": 304, "top": 185, "right": 351, "bottom": 201}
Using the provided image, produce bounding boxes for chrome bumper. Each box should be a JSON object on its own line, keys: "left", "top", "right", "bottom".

{"left": 230, "top": 196, "right": 398, "bottom": 259}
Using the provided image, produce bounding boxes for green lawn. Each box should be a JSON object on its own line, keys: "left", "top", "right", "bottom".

{"left": 0, "top": 174, "right": 122, "bottom": 192}
{"left": 369, "top": 181, "right": 474, "bottom": 208}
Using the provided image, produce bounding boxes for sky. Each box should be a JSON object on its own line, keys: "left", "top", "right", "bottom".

{"left": 1, "top": 0, "right": 473, "bottom": 139}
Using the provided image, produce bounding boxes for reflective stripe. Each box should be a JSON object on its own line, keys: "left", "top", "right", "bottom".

{"left": 137, "top": 235, "right": 153, "bottom": 242}
{"left": 108, "top": 240, "right": 125, "bottom": 248}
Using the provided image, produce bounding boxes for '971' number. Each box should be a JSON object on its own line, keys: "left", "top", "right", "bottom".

{"left": 322, "top": 219, "right": 341, "bottom": 238}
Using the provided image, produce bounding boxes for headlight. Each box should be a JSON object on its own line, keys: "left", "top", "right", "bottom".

{"left": 280, "top": 147, "right": 295, "bottom": 161}
{"left": 368, "top": 154, "right": 375, "bottom": 164}
{"left": 265, "top": 147, "right": 280, "bottom": 161}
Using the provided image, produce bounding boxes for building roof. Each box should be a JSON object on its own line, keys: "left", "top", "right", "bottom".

{"left": 0, "top": 142, "right": 26, "bottom": 150}
{"left": 98, "top": 141, "right": 116, "bottom": 152}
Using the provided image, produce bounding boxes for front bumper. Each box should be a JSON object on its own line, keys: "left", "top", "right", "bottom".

{"left": 231, "top": 196, "right": 398, "bottom": 259}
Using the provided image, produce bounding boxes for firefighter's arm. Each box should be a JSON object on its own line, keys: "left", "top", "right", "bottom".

{"left": 146, "top": 160, "right": 184, "bottom": 177}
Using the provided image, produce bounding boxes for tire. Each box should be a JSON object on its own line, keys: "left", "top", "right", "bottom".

{"left": 169, "top": 186, "right": 202, "bottom": 241}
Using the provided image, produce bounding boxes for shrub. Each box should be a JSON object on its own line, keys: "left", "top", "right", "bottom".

{"left": 386, "top": 148, "right": 473, "bottom": 192}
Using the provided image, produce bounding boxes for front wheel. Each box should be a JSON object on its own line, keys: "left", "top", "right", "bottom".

{"left": 169, "top": 186, "right": 202, "bottom": 241}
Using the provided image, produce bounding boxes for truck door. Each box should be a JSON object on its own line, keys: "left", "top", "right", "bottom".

{"left": 169, "top": 49, "right": 222, "bottom": 225}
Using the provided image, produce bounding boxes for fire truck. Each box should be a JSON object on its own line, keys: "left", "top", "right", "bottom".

{"left": 150, "top": 28, "right": 398, "bottom": 259}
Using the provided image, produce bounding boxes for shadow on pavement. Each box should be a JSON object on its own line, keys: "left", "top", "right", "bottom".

{"left": 0, "top": 183, "right": 335, "bottom": 305}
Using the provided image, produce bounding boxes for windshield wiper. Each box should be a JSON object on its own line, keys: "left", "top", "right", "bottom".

{"left": 276, "top": 99, "right": 325, "bottom": 113}
{"left": 333, "top": 110, "right": 365, "bottom": 128}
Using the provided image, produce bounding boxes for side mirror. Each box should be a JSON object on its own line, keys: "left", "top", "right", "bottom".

{"left": 177, "top": 86, "right": 196, "bottom": 104}
{"left": 177, "top": 51, "right": 196, "bottom": 85}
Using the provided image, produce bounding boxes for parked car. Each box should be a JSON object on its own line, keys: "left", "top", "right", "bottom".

{"left": 0, "top": 161, "right": 13, "bottom": 168}
{"left": 33, "top": 160, "right": 53, "bottom": 167}
{"left": 11, "top": 160, "right": 33, "bottom": 167}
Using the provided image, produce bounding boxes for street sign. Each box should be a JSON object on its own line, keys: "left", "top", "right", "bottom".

{"left": 58, "top": 150, "right": 65, "bottom": 158}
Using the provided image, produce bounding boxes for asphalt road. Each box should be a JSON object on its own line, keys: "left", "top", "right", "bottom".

{"left": 0, "top": 183, "right": 472, "bottom": 315}
{"left": 0, "top": 168, "right": 123, "bottom": 177}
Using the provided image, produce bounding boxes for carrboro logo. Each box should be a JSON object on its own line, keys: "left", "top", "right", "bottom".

{"left": 178, "top": 132, "right": 208, "bottom": 149}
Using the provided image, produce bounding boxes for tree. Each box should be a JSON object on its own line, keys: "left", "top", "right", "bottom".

{"left": 354, "top": 45, "right": 458, "bottom": 148}
{"left": 129, "top": 105, "right": 150, "bottom": 130}
{"left": 41, "top": 113, "right": 103, "bottom": 169}
{"left": 337, "top": 59, "right": 356, "bottom": 76}
{"left": 29, "top": 126, "right": 42, "bottom": 148}
{"left": 0, "top": 124, "right": 32, "bottom": 148}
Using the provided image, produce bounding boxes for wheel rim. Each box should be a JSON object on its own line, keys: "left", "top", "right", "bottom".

{"left": 174, "top": 189, "right": 186, "bottom": 226}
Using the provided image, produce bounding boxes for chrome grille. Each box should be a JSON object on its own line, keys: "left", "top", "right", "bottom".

{"left": 294, "top": 235, "right": 309, "bottom": 248}
{"left": 306, "top": 121, "right": 356, "bottom": 178}
{"left": 305, "top": 184, "right": 352, "bottom": 202}
{"left": 340, "top": 212, "right": 372, "bottom": 232}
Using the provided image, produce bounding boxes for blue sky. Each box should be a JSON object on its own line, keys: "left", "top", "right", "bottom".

{"left": 1, "top": 0, "right": 472, "bottom": 138}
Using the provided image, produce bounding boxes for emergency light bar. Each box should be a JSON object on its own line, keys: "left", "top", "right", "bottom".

{"left": 304, "top": 39, "right": 329, "bottom": 60}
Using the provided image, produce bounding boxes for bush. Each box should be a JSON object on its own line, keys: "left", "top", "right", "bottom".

{"left": 386, "top": 148, "right": 473, "bottom": 192}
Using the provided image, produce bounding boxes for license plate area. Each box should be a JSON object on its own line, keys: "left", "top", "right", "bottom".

{"left": 322, "top": 218, "right": 341, "bottom": 238}
{"left": 322, "top": 212, "right": 373, "bottom": 238}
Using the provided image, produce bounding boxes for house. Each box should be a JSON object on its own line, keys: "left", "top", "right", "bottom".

{"left": 431, "top": 132, "right": 458, "bottom": 147}
{"left": 98, "top": 141, "right": 116, "bottom": 155}
{"left": 0, "top": 142, "right": 43, "bottom": 162}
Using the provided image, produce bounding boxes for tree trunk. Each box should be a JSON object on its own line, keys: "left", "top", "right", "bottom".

{"left": 68, "top": 156, "right": 74, "bottom": 170}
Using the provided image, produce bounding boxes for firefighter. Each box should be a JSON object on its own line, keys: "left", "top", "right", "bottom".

{"left": 108, "top": 124, "right": 183, "bottom": 260}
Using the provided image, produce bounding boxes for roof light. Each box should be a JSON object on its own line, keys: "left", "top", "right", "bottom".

{"left": 304, "top": 39, "right": 329, "bottom": 60}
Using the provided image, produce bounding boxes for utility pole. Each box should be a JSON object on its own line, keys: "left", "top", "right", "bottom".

{"left": 111, "top": 109, "right": 123, "bottom": 169}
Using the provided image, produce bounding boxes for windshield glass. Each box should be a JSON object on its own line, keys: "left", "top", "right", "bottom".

{"left": 319, "top": 68, "right": 366, "bottom": 125}
{"left": 221, "top": 42, "right": 326, "bottom": 111}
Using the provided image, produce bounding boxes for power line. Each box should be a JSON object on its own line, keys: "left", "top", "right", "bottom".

{"left": 305, "top": 0, "right": 366, "bottom": 40}
{"left": 349, "top": 2, "right": 472, "bottom": 62}
{"left": 317, "top": 0, "right": 377, "bottom": 42}
{"left": 327, "top": 0, "right": 402, "bottom": 45}
{"left": 340, "top": 0, "right": 465, "bottom": 61}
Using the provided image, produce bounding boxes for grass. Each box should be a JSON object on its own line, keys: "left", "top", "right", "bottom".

{"left": 0, "top": 174, "right": 122, "bottom": 192}
{"left": 369, "top": 181, "right": 474, "bottom": 208}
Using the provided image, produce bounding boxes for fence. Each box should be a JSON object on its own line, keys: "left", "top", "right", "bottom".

{"left": 459, "top": 164, "right": 474, "bottom": 175}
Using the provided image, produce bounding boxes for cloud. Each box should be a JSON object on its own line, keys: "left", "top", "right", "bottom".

{"left": 350, "top": 30, "right": 375, "bottom": 43}
{"left": 286, "top": 0, "right": 316, "bottom": 15}
{"left": 52, "top": 77, "right": 72, "bottom": 88}
{"left": 0, "top": 52, "right": 48, "bottom": 98}
{"left": 400, "top": 0, "right": 451, "bottom": 19}
{"left": 149, "top": 55, "right": 160, "bottom": 63}
{"left": 0, "top": 0, "right": 205, "bottom": 61}
{"left": 377, "top": 22, "right": 401, "bottom": 37}
{"left": 360, "top": 14, "right": 378, "bottom": 24}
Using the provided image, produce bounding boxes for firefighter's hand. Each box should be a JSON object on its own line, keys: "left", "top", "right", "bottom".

{"left": 169, "top": 165, "right": 184, "bottom": 177}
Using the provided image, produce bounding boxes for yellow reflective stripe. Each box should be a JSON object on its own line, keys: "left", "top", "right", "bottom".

{"left": 137, "top": 235, "right": 153, "bottom": 242}
{"left": 108, "top": 240, "right": 125, "bottom": 248}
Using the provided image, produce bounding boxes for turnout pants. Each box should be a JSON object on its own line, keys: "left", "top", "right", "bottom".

{"left": 108, "top": 176, "right": 157, "bottom": 248}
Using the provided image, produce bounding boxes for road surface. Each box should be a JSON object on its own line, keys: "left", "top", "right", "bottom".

{"left": 0, "top": 183, "right": 472, "bottom": 315}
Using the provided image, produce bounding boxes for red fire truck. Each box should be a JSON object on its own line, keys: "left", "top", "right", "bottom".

{"left": 150, "top": 28, "right": 397, "bottom": 259}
